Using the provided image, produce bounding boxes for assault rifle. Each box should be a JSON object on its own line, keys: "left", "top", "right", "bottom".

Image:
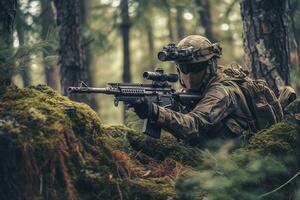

{"left": 68, "top": 68, "right": 201, "bottom": 138}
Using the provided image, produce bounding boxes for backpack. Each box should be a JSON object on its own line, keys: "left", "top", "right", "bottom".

{"left": 221, "top": 63, "right": 284, "bottom": 132}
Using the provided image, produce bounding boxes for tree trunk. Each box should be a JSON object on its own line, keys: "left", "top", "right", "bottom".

{"left": 290, "top": 0, "right": 300, "bottom": 70}
{"left": 0, "top": 0, "right": 17, "bottom": 86}
{"left": 162, "top": 0, "right": 175, "bottom": 42}
{"left": 121, "top": 0, "right": 131, "bottom": 83}
{"left": 167, "top": 11, "right": 175, "bottom": 42}
{"left": 176, "top": 5, "right": 185, "bottom": 40}
{"left": 41, "top": 0, "right": 60, "bottom": 91}
{"left": 145, "top": 17, "right": 155, "bottom": 69}
{"left": 120, "top": 0, "right": 131, "bottom": 121}
{"left": 54, "top": 0, "right": 88, "bottom": 103}
{"left": 240, "top": 0, "right": 290, "bottom": 94}
{"left": 16, "top": 1, "right": 31, "bottom": 87}
{"left": 195, "top": 0, "right": 216, "bottom": 42}
{"left": 79, "top": 0, "right": 99, "bottom": 111}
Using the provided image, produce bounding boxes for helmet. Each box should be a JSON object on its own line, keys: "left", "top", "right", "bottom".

{"left": 176, "top": 35, "right": 222, "bottom": 91}
{"left": 176, "top": 35, "right": 222, "bottom": 64}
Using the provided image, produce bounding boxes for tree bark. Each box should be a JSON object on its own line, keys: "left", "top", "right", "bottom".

{"left": 290, "top": 0, "right": 300, "bottom": 70}
{"left": 79, "top": 0, "right": 98, "bottom": 111}
{"left": 120, "top": 0, "right": 131, "bottom": 83}
{"left": 240, "top": 0, "right": 290, "bottom": 94}
{"left": 0, "top": 0, "right": 17, "bottom": 86}
{"left": 54, "top": 0, "right": 88, "bottom": 103}
{"left": 16, "top": 1, "right": 31, "bottom": 87}
{"left": 195, "top": 0, "right": 216, "bottom": 42}
{"left": 41, "top": 0, "right": 60, "bottom": 91}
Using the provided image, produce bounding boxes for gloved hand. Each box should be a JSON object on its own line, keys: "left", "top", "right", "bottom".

{"left": 130, "top": 98, "right": 158, "bottom": 120}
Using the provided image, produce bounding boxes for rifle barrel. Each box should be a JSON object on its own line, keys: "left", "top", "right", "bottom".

{"left": 68, "top": 87, "right": 118, "bottom": 94}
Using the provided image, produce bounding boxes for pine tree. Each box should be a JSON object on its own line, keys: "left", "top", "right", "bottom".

{"left": 0, "top": 0, "right": 17, "bottom": 86}
{"left": 41, "top": 0, "right": 60, "bottom": 90}
{"left": 54, "top": 0, "right": 89, "bottom": 104}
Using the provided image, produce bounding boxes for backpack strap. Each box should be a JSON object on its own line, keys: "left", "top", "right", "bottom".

{"left": 221, "top": 80, "right": 258, "bottom": 133}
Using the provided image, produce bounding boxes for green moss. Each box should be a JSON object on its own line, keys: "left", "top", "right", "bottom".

{"left": 0, "top": 85, "right": 179, "bottom": 200}
{"left": 245, "top": 121, "right": 298, "bottom": 156}
{"left": 127, "top": 130, "right": 203, "bottom": 166}
{"left": 121, "top": 178, "right": 175, "bottom": 200}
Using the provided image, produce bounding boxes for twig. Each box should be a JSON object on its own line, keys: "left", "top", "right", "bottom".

{"left": 224, "top": 0, "right": 239, "bottom": 18}
{"left": 81, "top": 38, "right": 95, "bottom": 48}
{"left": 259, "top": 172, "right": 300, "bottom": 198}
{"left": 116, "top": 182, "right": 124, "bottom": 200}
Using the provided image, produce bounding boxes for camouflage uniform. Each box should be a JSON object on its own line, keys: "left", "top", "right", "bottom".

{"left": 153, "top": 68, "right": 254, "bottom": 146}
{"left": 152, "top": 35, "right": 283, "bottom": 146}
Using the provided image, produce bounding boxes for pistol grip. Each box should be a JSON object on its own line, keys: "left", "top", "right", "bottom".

{"left": 142, "top": 119, "right": 161, "bottom": 138}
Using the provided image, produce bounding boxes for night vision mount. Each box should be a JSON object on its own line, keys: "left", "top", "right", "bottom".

{"left": 157, "top": 43, "right": 194, "bottom": 62}
{"left": 157, "top": 43, "right": 222, "bottom": 62}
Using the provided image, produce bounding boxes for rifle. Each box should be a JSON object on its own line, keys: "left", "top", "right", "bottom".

{"left": 68, "top": 68, "right": 202, "bottom": 138}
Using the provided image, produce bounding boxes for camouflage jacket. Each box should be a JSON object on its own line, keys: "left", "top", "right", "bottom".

{"left": 153, "top": 71, "right": 262, "bottom": 146}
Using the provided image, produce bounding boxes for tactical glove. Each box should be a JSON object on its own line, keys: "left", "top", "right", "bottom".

{"left": 131, "top": 98, "right": 158, "bottom": 120}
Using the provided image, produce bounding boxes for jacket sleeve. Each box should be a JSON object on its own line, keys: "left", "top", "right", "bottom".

{"left": 154, "top": 83, "right": 238, "bottom": 140}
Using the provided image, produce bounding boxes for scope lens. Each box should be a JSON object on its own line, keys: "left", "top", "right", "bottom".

{"left": 157, "top": 51, "right": 168, "bottom": 61}
{"left": 143, "top": 71, "right": 150, "bottom": 79}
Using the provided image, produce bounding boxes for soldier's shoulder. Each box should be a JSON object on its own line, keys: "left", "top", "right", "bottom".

{"left": 204, "top": 81, "right": 234, "bottom": 100}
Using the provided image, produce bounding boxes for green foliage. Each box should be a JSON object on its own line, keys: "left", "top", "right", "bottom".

{"left": 175, "top": 121, "right": 299, "bottom": 200}
{"left": 0, "top": 40, "right": 56, "bottom": 84}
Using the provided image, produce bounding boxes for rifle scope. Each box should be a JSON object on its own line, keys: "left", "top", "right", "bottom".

{"left": 157, "top": 43, "right": 194, "bottom": 62}
{"left": 143, "top": 70, "right": 178, "bottom": 83}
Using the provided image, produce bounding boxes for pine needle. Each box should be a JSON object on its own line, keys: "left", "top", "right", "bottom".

{"left": 259, "top": 172, "right": 300, "bottom": 198}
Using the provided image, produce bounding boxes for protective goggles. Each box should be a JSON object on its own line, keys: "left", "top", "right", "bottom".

{"left": 177, "top": 61, "right": 209, "bottom": 74}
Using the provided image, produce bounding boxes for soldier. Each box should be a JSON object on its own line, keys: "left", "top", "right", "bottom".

{"left": 131, "top": 35, "right": 283, "bottom": 147}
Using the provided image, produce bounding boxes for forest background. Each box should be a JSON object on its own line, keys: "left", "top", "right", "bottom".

{"left": 2, "top": 0, "right": 300, "bottom": 124}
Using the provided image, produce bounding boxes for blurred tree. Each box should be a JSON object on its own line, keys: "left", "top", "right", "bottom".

{"left": 120, "top": 0, "right": 132, "bottom": 83}
{"left": 289, "top": 0, "right": 300, "bottom": 70}
{"left": 54, "top": 0, "right": 83, "bottom": 95}
{"left": 120, "top": 0, "right": 132, "bottom": 120}
{"left": 40, "top": 0, "right": 60, "bottom": 90}
{"left": 162, "top": 0, "right": 175, "bottom": 42}
{"left": 133, "top": 0, "right": 158, "bottom": 70}
{"left": 16, "top": 0, "right": 31, "bottom": 87}
{"left": 79, "top": 0, "right": 98, "bottom": 111}
{"left": 176, "top": 4, "right": 186, "bottom": 40}
{"left": 54, "top": 0, "right": 92, "bottom": 105}
{"left": 144, "top": 14, "right": 155, "bottom": 69}
{"left": 240, "top": 0, "right": 290, "bottom": 94}
{"left": 0, "top": 0, "right": 16, "bottom": 86}
{"left": 195, "top": 0, "right": 216, "bottom": 42}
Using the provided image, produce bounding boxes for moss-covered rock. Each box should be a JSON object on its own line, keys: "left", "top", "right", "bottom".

{"left": 0, "top": 86, "right": 179, "bottom": 200}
